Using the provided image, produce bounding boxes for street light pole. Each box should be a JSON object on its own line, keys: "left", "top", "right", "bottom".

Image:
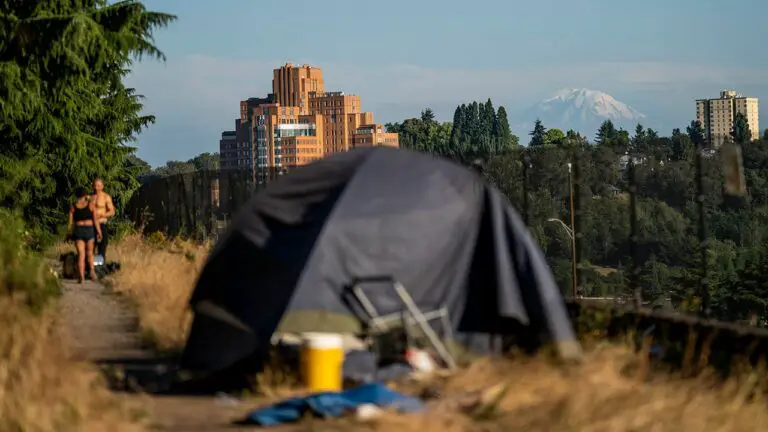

{"left": 546, "top": 218, "right": 573, "bottom": 240}
{"left": 568, "top": 162, "right": 578, "bottom": 298}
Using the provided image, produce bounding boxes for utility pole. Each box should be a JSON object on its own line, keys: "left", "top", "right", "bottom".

{"left": 568, "top": 162, "right": 578, "bottom": 298}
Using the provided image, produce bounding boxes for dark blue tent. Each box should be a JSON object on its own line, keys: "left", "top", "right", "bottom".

{"left": 179, "top": 147, "right": 580, "bottom": 377}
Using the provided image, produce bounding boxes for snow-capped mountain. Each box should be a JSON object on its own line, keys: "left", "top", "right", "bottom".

{"left": 516, "top": 88, "right": 646, "bottom": 136}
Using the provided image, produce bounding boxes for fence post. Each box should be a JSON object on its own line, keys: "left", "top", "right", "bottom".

{"left": 191, "top": 173, "right": 198, "bottom": 239}
{"left": 572, "top": 150, "right": 583, "bottom": 297}
{"left": 163, "top": 177, "right": 172, "bottom": 235}
{"left": 695, "top": 144, "right": 710, "bottom": 316}
{"left": 522, "top": 149, "right": 531, "bottom": 226}
{"left": 627, "top": 153, "right": 642, "bottom": 308}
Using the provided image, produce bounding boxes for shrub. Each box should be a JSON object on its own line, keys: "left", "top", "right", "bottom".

{"left": 0, "top": 209, "right": 60, "bottom": 311}
{"left": 146, "top": 231, "right": 167, "bottom": 248}
{"left": 109, "top": 217, "right": 139, "bottom": 243}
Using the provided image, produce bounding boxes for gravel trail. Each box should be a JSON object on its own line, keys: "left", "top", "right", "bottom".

{"left": 57, "top": 272, "right": 257, "bottom": 431}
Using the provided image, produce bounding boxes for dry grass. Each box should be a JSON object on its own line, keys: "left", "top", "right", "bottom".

{"left": 592, "top": 265, "right": 618, "bottom": 277}
{"left": 0, "top": 300, "right": 146, "bottom": 432}
{"left": 108, "top": 234, "right": 768, "bottom": 430}
{"left": 106, "top": 234, "right": 207, "bottom": 351}
{"left": 357, "top": 344, "right": 768, "bottom": 432}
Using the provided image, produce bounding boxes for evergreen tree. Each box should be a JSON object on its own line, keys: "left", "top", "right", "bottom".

{"left": 595, "top": 120, "right": 618, "bottom": 146}
{"left": 669, "top": 128, "right": 694, "bottom": 161}
{"left": 631, "top": 124, "right": 647, "bottom": 153}
{"left": 421, "top": 108, "right": 436, "bottom": 124}
{"left": 565, "top": 130, "right": 589, "bottom": 148}
{"left": 468, "top": 101, "right": 480, "bottom": 142}
{"left": 687, "top": 120, "right": 707, "bottom": 148}
{"left": 479, "top": 98, "right": 495, "bottom": 143}
{"left": 0, "top": 1, "right": 176, "bottom": 238}
{"left": 616, "top": 128, "right": 631, "bottom": 151}
{"left": 450, "top": 105, "right": 464, "bottom": 144}
{"left": 494, "top": 106, "right": 514, "bottom": 147}
{"left": 730, "top": 112, "right": 752, "bottom": 144}
{"left": 529, "top": 119, "right": 547, "bottom": 146}
{"left": 463, "top": 104, "right": 475, "bottom": 140}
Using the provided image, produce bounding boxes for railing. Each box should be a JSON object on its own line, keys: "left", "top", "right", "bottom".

{"left": 127, "top": 144, "right": 758, "bottom": 319}
{"left": 125, "top": 168, "right": 282, "bottom": 243}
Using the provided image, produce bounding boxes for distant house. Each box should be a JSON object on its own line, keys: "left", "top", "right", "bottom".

{"left": 605, "top": 184, "right": 622, "bottom": 199}
{"left": 618, "top": 154, "right": 646, "bottom": 171}
{"left": 592, "top": 184, "right": 622, "bottom": 200}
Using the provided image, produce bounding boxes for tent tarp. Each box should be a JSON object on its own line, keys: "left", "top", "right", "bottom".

{"left": 180, "top": 147, "right": 580, "bottom": 376}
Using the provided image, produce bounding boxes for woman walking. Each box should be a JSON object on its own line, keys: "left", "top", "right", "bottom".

{"left": 67, "top": 187, "right": 103, "bottom": 283}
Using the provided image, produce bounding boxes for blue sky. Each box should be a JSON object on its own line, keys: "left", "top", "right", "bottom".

{"left": 127, "top": 0, "right": 768, "bottom": 166}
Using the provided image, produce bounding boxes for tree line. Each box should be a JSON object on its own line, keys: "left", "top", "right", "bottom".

{"left": 385, "top": 100, "right": 520, "bottom": 164}
{"left": 390, "top": 103, "right": 768, "bottom": 324}
{"left": 132, "top": 152, "right": 220, "bottom": 183}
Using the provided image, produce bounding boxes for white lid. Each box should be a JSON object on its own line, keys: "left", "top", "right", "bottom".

{"left": 302, "top": 332, "right": 343, "bottom": 349}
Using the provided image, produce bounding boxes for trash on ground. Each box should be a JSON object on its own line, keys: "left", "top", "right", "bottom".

{"left": 241, "top": 382, "right": 424, "bottom": 427}
{"left": 300, "top": 332, "right": 345, "bottom": 392}
{"left": 355, "top": 403, "right": 383, "bottom": 421}
{"left": 215, "top": 392, "right": 241, "bottom": 407}
{"left": 343, "top": 349, "right": 414, "bottom": 384}
{"left": 406, "top": 347, "right": 437, "bottom": 373}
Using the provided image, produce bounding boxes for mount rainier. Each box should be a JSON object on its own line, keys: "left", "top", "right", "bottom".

{"left": 516, "top": 88, "right": 646, "bottom": 137}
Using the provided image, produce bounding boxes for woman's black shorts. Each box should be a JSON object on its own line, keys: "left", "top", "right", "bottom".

{"left": 72, "top": 225, "right": 95, "bottom": 241}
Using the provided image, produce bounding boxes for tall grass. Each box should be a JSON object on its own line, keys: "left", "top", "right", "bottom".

{"left": 106, "top": 233, "right": 207, "bottom": 351}
{"left": 369, "top": 345, "right": 768, "bottom": 431}
{"left": 0, "top": 301, "right": 146, "bottom": 431}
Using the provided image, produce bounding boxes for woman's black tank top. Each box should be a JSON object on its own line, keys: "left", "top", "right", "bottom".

{"left": 72, "top": 204, "right": 92, "bottom": 222}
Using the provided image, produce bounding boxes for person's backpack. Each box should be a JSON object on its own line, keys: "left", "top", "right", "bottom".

{"left": 59, "top": 252, "right": 120, "bottom": 280}
{"left": 61, "top": 252, "right": 77, "bottom": 279}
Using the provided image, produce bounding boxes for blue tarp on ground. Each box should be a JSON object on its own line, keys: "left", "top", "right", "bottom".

{"left": 244, "top": 383, "right": 424, "bottom": 426}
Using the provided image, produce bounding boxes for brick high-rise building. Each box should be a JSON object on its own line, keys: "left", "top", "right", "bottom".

{"left": 220, "top": 63, "right": 399, "bottom": 184}
{"left": 218, "top": 130, "right": 240, "bottom": 169}
{"left": 353, "top": 123, "right": 400, "bottom": 148}
{"left": 240, "top": 95, "right": 274, "bottom": 123}
{"left": 272, "top": 63, "right": 324, "bottom": 114}
{"left": 251, "top": 103, "right": 324, "bottom": 172}
{"left": 219, "top": 119, "right": 256, "bottom": 171}
{"left": 309, "top": 92, "right": 373, "bottom": 153}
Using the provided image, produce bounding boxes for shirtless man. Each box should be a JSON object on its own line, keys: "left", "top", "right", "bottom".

{"left": 92, "top": 178, "right": 115, "bottom": 260}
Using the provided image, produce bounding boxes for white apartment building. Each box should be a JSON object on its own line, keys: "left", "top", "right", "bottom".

{"left": 696, "top": 90, "right": 759, "bottom": 146}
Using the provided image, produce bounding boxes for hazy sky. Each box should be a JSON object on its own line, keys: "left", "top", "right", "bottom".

{"left": 126, "top": 0, "right": 768, "bottom": 166}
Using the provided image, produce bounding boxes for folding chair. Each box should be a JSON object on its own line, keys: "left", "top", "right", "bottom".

{"left": 344, "top": 276, "right": 457, "bottom": 370}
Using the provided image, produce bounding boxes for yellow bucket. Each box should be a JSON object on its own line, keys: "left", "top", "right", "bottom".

{"left": 300, "top": 332, "right": 344, "bottom": 392}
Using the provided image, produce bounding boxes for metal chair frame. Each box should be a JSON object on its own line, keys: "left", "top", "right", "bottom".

{"left": 345, "top": 276, "right": 457, "bottom": 370}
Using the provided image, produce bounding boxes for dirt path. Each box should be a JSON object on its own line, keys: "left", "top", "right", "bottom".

{"left": 58, "top": 274, "right": 257, "bottom": 431}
